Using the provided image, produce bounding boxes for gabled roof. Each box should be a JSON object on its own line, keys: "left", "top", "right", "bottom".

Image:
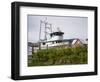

{"left": 62, "top": 38, "right": 81, "bottom": 44}
{"left": 80, "top": 39, "right": 88, "bottom": 44}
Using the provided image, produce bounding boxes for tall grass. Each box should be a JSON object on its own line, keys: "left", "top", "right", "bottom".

{"left": 28, "top": 46, "right": 87, "bottom": 66}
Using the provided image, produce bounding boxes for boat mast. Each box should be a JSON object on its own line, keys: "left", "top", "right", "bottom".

{"left": 39, "top": 17, "right": 52, "bottom": 49}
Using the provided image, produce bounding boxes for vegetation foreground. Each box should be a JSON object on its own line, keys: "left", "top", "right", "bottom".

{"left": 28, "top": 46, "right": 88, "bottom": 66}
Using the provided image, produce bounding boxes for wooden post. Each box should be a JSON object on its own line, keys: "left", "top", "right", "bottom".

{"left": 39, "top": 42, "right": 41, "bottom": 50}
{"left": 32, "top": 46, "right": 34, "bottom": 54}
{"left": 47, "top": 45, "right": 48, "bottom": 50}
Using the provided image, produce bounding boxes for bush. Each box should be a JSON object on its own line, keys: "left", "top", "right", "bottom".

{"left": 28, "top": 46, "right": 88, "bottom": 66}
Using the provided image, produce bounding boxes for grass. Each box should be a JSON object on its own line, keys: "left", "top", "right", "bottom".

{"left": 28, "top": 46, "right": 88, "bottom": 66}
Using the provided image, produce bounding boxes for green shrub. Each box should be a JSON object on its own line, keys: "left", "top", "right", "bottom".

{"left": 28, "top": 46, "right": 88, "bottom": 66}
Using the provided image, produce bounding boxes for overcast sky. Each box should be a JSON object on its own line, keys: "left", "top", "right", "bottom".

{"left": 28, "top": 15, "right": 88, "bottom": 43}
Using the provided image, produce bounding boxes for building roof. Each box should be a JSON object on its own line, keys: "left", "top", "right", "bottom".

{"left": 28, "top": 42, "right": 39, "bottom": 47}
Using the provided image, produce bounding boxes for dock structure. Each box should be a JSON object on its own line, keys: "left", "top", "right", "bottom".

{"left": 28, "top": 42, "right": 39, "bottom": 55}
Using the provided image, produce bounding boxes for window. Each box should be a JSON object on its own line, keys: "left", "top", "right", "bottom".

{"left": 43, "top": 43, "right": 45, "bottom": 45}
{"left": 52, "top": 42, "right": 54, "bottom": 44}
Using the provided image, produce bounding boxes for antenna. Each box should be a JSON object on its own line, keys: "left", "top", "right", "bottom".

{"left": 57, "top": 27, "right": 61, "bottom": 32}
